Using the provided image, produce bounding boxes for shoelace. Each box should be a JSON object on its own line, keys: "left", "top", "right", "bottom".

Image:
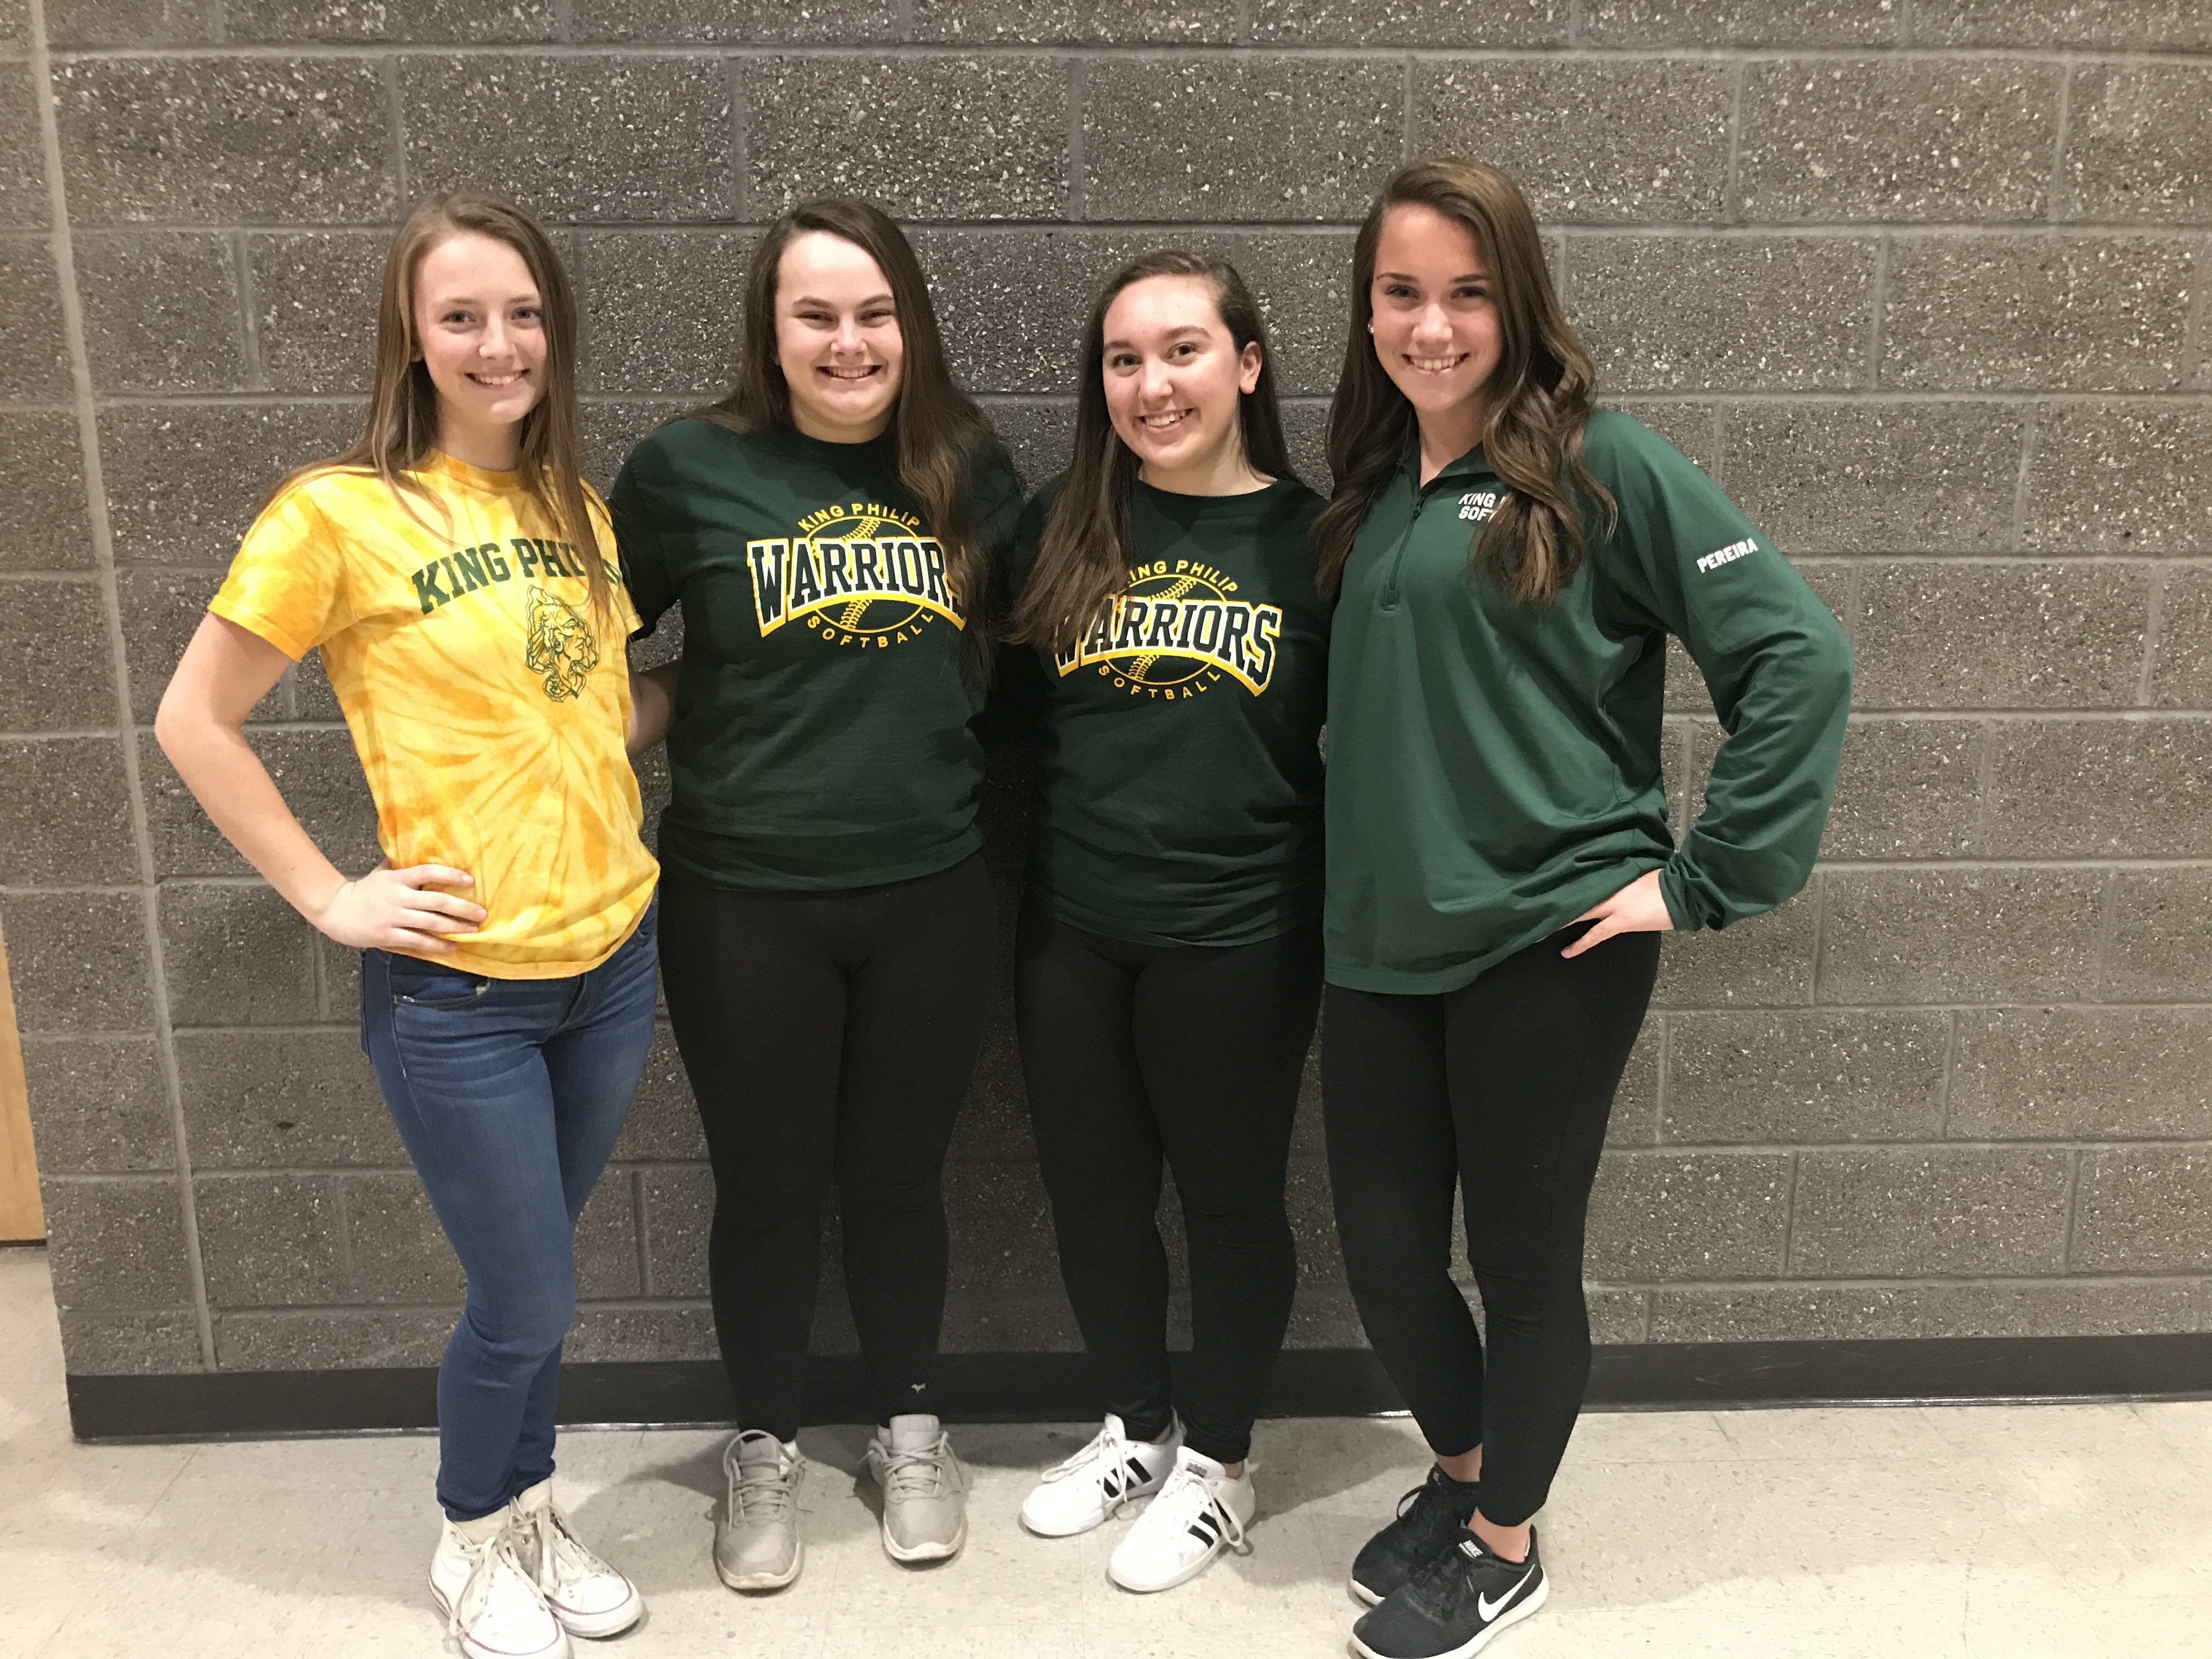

{"left": 448, "top": 1524, "right": 543, "bottom": 1641}
{"left": 1149, "top": 1463, "right": 1251, "bottom": 1557}
{"left": 727, "top": 1438, "right": 804, "bottom": 1525}
{"left": 873, "top": 1432, "right": 966, "bottom": 1503}
{"left": 516, "top": 1498, "right": 613, "bottom": 1595}
{"left": 1037, "top": 1421, "right": 1135, "bottom": 1487}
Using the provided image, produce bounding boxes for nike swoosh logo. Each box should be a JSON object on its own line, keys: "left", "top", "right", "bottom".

{"left": 1478, "top": 1565, "right": 1536, "bottom": 1622}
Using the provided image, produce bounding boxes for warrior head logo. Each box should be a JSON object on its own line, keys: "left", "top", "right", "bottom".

{"left": 524, "top": 585, "right": 600, "bottom": 701}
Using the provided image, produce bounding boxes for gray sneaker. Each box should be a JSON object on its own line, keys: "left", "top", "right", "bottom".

{"left": 863, "top": 1414, "right": 968, "bottom": 1564}
{"left": 714, "top": 1430, "right": 804, "bottom": 1592}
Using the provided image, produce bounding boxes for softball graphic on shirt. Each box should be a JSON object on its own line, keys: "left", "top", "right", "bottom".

{"left": 1054, "top": 558, "right": 1284, "bottom": 699}
{"left": 743, "top": 499, "right": 964, "bottom": 648}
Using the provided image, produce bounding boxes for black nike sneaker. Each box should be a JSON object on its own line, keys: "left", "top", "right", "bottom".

{"left": 1351, "top": 1528, "right": 1547, "bottom": 1659}
{"left": 1348, "top": 1465, "right": 1483, "bottom": 1606}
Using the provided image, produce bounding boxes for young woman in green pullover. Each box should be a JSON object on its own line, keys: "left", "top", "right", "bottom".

{"left": 1001, "top": 252, "right": 1330, "bottom": 1593}
{"left": 1324, "top": 162, "right": 1852, "bottom": 1659}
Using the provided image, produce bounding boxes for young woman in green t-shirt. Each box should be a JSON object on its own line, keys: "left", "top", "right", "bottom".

{"left": 1001, "top": 251, "right": 1331, "bottom": 1593}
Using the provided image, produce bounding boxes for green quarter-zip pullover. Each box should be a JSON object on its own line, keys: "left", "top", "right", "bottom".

{"left": 1325, "top": 408, "right": 1852, "bottom": 994}
{"left": 611, "top": 417, "right": 1022, "bottom": 891}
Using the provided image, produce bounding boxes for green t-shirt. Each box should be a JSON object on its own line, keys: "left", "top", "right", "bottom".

{"left": 1003, "top": 476, "right": 1330, "bottom": 947}
{"left": 611, "top": 416, "right": 1022, "bottom": 891}
{"left": 1326, "top": 409, "right": 1853, "bottom": 994}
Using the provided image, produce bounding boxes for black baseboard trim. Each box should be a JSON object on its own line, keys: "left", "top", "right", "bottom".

{"left": 67, "top": 1333, "right": 2212, "bottom": 1441}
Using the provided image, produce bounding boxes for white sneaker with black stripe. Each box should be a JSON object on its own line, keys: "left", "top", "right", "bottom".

{"left": 1020, "top": 1413, "right": 1182, "bottom": 1538}
{"left": 1107, "top": 1447, "right": 1254, "bottom": 1593}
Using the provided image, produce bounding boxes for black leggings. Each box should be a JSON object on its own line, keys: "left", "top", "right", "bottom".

{"left": 657, "top": 855, "right": 995, "bottom": 1441}
{"left": 1323, "top": 924, "right": 1661, "bottom": 1527}
{"left": 1015, "top": 897, "right": 1323, "bottom": 1465}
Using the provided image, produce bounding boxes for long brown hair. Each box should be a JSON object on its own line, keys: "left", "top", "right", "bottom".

{"left": 1011, "top": 249, "right": 1296, "bottom": 653}
{"left": 272, "top": 190, "right": 606, "bottom": 616}
{"left": 696, "top": 196, "right": 1006, "bottom": 659}
{"left": 1313, "top": 159, "right": 1613, "bottom": 605}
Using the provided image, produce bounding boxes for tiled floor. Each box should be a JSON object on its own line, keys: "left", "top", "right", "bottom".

{"left": 4, "top": 1249, "right": 2209, "bottom": 1659}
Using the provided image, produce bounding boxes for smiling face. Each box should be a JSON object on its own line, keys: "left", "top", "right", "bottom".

{"left": 414, "top": 231, "right": 548, "bottom": 462}
{"left": 1100, "top": 273, "right": 1264, "bottom": 490}
{"left": 774, "top": 230, "right": 905, "bottom": 443}
{"left": 1369, "top": 201, "right": 1503, "bottom": 443}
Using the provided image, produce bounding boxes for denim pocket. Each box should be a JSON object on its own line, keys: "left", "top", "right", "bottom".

{"left": 386, "top": 956, "right": 491, "bottom": 1010}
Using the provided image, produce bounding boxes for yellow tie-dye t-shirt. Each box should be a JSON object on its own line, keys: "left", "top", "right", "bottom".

{"left": 211, "top": 452, "right": 658, "bottom": 978}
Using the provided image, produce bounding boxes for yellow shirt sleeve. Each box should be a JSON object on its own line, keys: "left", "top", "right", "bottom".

{"left": 209, "top": 478, "right": 359, "bottom": 662}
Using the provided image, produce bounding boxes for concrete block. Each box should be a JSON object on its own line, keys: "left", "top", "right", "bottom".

{"left": 640, "top": 1164, "right": 714, "bottom": 1299}
{"left": 912, "top": 228, "right": 1153, "bottom": 398}
{"left": 0, "top": 577, "right": 115, "bottom": 732}
{"left": 1415, "top": 60, "right": 1733, "bottom": 223}
{"left": 18, "top": 1036, "right": 173, "bottom": 1175}
{"left": 747, "top": 55, "right": 1067, "bottom": 221}
{"left": 1663, "top": 1010, "right": 1949, "bottom": 1144}
{"left": 917, "top": 0, "right": 1239, "bottom": 40}
{"left": 1821, "top": 719, "right": 1985, "bottom": 861}
{"left": 51, "top": 57, "right": 396, "bottom": 225}
{"left": 1607, "top": 402, "right": 1718, "bottom": 475}
{"left": 611, "top": 1024, "right": 708, "bottom": 1163}
{"left": 0, "top": 410, "right": 96, "bottom": 571}
{"left": 43, "top": 0, "right": 217, "bottom": 42}
{"left": 116, "top": 569, "right": 252, "bottom": 728}
{"left": 1979, "top": 718, "right": 2212, "bottom": 859}
{"left": 100, "top": 401, "right": 366, "bottom": 569}
{"left": 0, "top": 64, "right": 47, "bottom": 230}
{"left": 246, "top": 231, "right": 383, "bottom": 397}
{"left": 1951, "top": 1008, "right": 2212, "bottom": 1142}
{"left": 41, "top": 1176, "right": 191, "bottom": 1308}
{"left": 1850, "top": 562, "right": 2150, "bottom": 709}
{"left": 1568, "top": 236, "right": 1876, "bottom": 392}
{"left": 226, "top": 0, "right": 558, "bottom": 40}
{"left": 0, "top": 239, "right": 71, "bottom": 398}
{"left": 0, "top": 890, "right": 155, "bottom": 1035}
{"left": 195, "top": 1172, "right": 347, "bottom": 1306}
{"left": 1650, "top": 1278, "right": 2202, "bottom": 1342}
{"left": 1649, "top": 885, "right": 1817, "bottom": 1009}
{"left": 1604, "top": 1020, "right": 1662, "bottom": 1147}
{"left": 1250, "top": 0, "right": 1567, "bottom": 44}
{"left": 403, "top": 55, "right": 732, "bottom": 224}
{"left": 1583, "top": 1, "right": 1898, "bottom": 44}
{"left": 1740, "top": 60, "right": 2059, "bottom": 222}
{"left": 2102, "top": 868, "right": 2212, "bottom": 1002}
{"left": 980, "top": 397, "right": 1075, "bottom": 490}
{"left": 1586, "top": 1284, "right": 1651, "bottom": 1345}
{"left": 949, "top": 1023, "right": 1032, "bottom": 1161}
{"left": 1914, "top": 0, "right": 2212, "bottom": 46}
{"left": 941, "top": 1289, "right": 1081, "bottom": 1351}
{"left": 2061, "top": 65, "right": 2212, "bottom": 222}
{"left": 0, "top": 738, "right": 138, "bottom": 887}
{"left": 55, "top": 1311, "right": 204, "bottom": 1374}
{"left": 215, "top": 1307, "right": 454, "bottom": 1370}
{"left": 944, "top": 1159, "right": 1063, "bottom": 1294}
{"left": 565, "top": 1304, "right": 716, "bottom": 1363}
{"left": 317, "top": 932, "right": 360, "bottom": 1023}
{"left": 1083, "top": 58, "right": 1399, "bottom": 223}
{"left": 560, "top": 229, "right": 752, "bottom": 397}
{"left": 2073, "top": 1150, "right": 2212, "bottom": 1273}
{"left": 342, "top": 1172, "right": 464, "bottom": 1304}
{"left": 2025, "top": 402, "right": 2212, "bottom": 555}
{"left": 1791, "top": 1147, "right": 2070, "bottom": 1277}
{"left": 1720, "top": 403, "right": 2027, "bottom": 554}
{"left": 291, "top": 648, "right": 343, "bottom": 721}
{"left": 568, "top": 0, "right": 888, "bottom": 42}
{"left": 581, "top": 398, "right": 691, "bottom": 495}
{"left": 173, "top": 1028, "right": 400, "bottom": 1170}
{"left": 140, "top": 729, "right": 380, "bottom": 880}
{"left": 2150, "top": 569, "right": 2212, "bottom": 706}
{"left": 158, "top": 882, "right": 318, "bottom": 1029}
{"left": 1282, "top": 400, "right": 1331, "bottom": 494}
{"left": 1284, "top": 1155, "right": 1346, "bottom": 1289}
{"left": 1883, "top": 236, "right": 2191, "bottom": 392}
{"left": 72, "top": 233, "right": 248, "bottom": 396}
{"left": 1284, "top": 1283, "right": 1369, "bottom": 1348}
{"left": 1819, "top": 868, "right": 2106, "bottom": 1005}
{"left": 570, "top": 1174, "right": 642, "bottom": 1301}
{"left": 1584, "top": 1150, "right": 1792, "bottom": 1280}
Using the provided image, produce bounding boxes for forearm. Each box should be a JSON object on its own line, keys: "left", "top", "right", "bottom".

{"left": 627, "top": 660, "right": 678, "bottom": 757}
{"left": 156, "top": 713, "right": 348, "bottom": 926}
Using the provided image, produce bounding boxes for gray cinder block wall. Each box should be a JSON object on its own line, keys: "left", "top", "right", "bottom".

{"left": 4, "top": 0, "right": 2210, "bottom": 1384}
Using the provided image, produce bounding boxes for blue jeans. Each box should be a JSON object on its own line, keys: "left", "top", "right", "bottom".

{"left": 359, "top": 902, "right": 658, "bottom": 1521}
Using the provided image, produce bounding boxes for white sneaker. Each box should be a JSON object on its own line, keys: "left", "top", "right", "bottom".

{"left": 430, "top": 1509, "right": 571, "bottom": 1659}
{"left": 863, "top": 1414, "right": 968, "bottom": 1563}
{"left": 510, "top": 1479, "right": 644, "bottom": 1640}
{"left": 1107, "top": 1448, "right": 1255, "bottom": 1593}
{"left": 716, "top": 1431, "right": 805, "bottom": 1592}
{"left": 1020, "top": 1413, "right": 1182, "bottom": 1538}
